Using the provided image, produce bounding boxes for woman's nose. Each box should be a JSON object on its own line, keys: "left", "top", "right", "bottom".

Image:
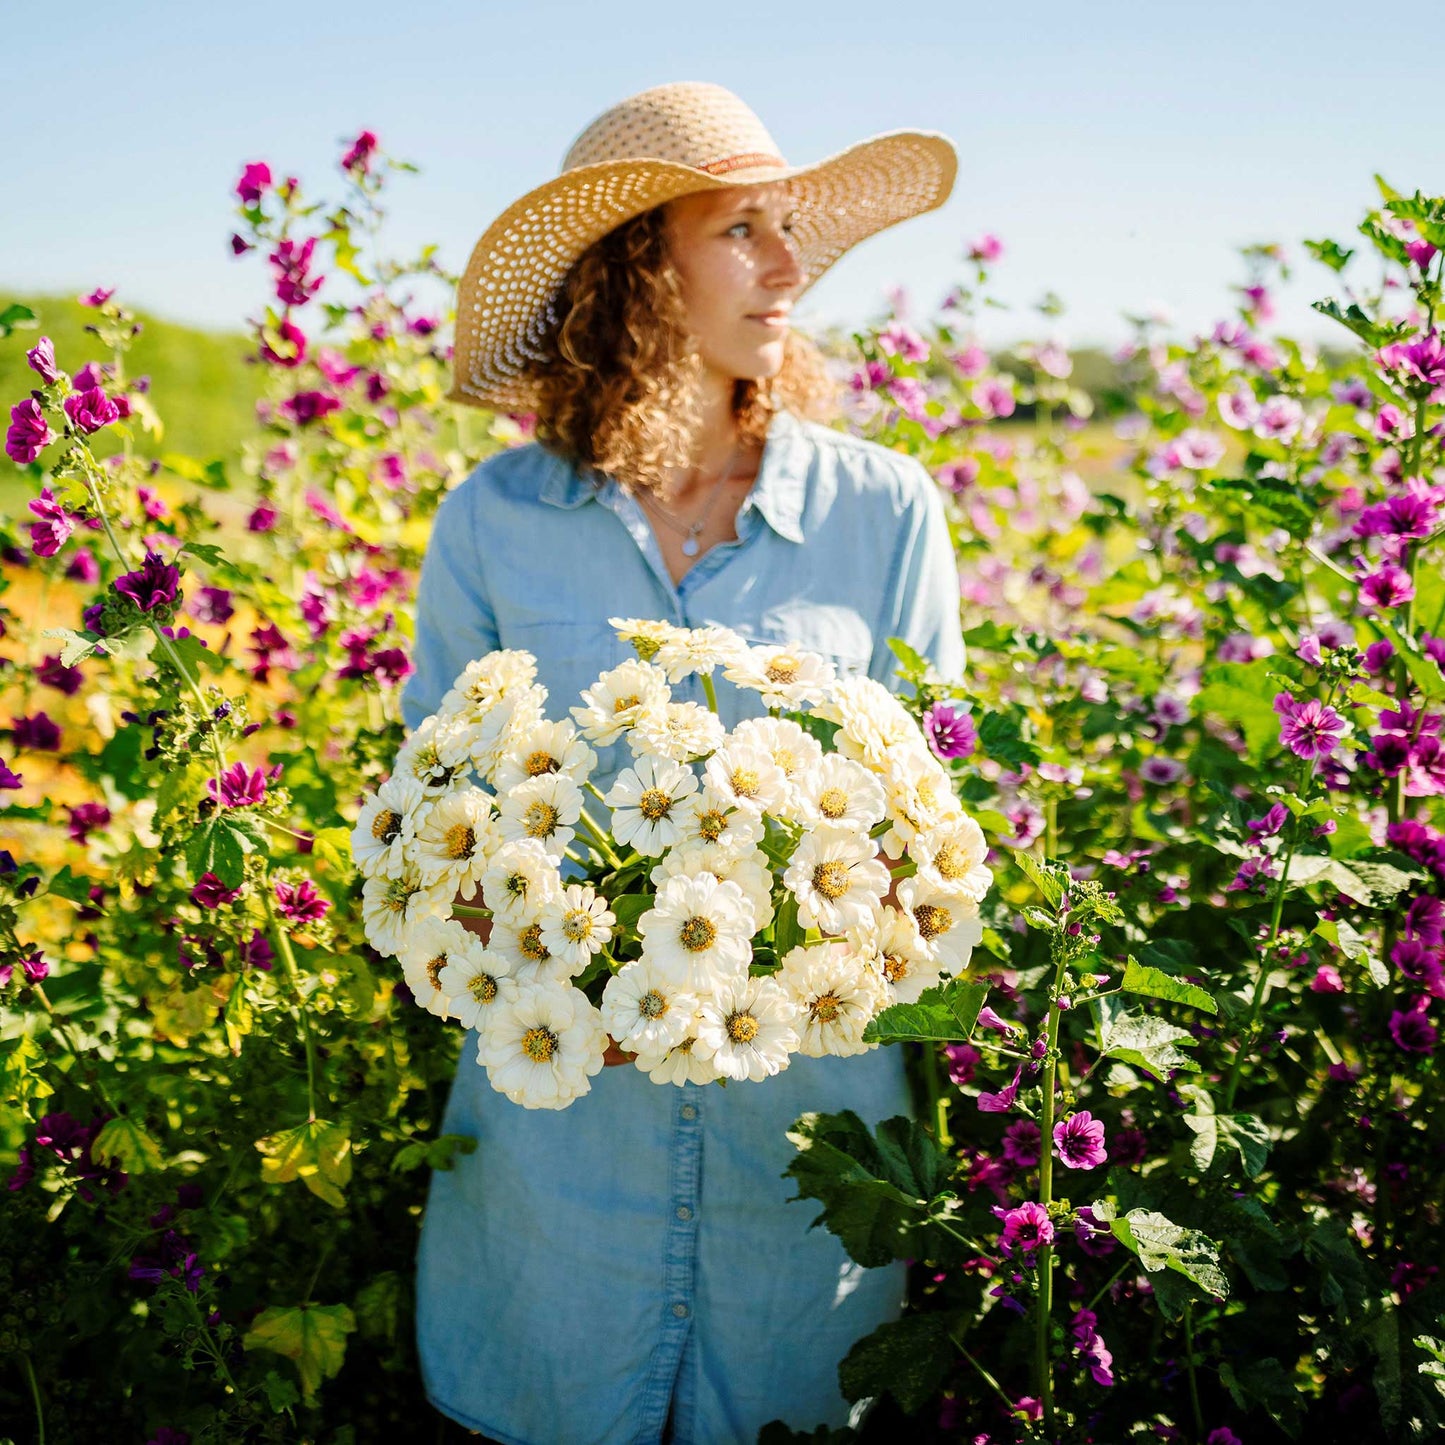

{"left": 765, "top": 232, "right": 806, "bottom": 290}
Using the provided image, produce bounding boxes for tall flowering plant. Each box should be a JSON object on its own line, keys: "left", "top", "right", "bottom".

{"left": 353, "top": 623, "right": 994, "bottom": 1109}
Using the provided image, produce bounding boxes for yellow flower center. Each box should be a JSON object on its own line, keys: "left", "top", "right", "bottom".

{"left": 521, "top": 1026, "right": 557, "bottom": 1063}
{"left": 639, "top": 988, "right": 668, "bottom": 1020}
{"left": 679, "top": 915, "right": 718, "bottom": 952}
{"left": 638, "top": 788, "right": 673, "bottom": 822}
{"left": 561, "top": 909, "right": 593, "bottom": 942}
{"left": 811, "top": 992, "right": 842, "bottom": 1024}
{"left": 445, "top": 823, "right": 477, "bottom": 860}
{"left": 812, "top": 860, "right": 851, "bottom": 901}
{"left": 523, "top": 800, "right": 560, "bottom": 839}
{"left": 933, "top": 842, "right": 968, "bottom": 880}
{"left": 913, "top": 902, "right": 952, "bottom": 940}
{"left": 371, "top": 809, "right": 401, "bottom": 843}
{"left": 817, "top": 787, "right": 849, "bottom": 819}
{"left": 469, "top": 972, "right": 498, "bottom": 1004}
{"left": 613, "top": 693, "right": 641, "bottom": 714}
{"left": 503, "top": 871, "right": 528, "bottom": 901}
{"left": 426, "top": 954, "right": 447, "bottom": 988}
{"left": 765, "top": 656, "right": 800, "bottom": 684}
{"left": 525, "top": 750, "right": 559, "bottom": 777}
{"left": 773, "top": 748, "right": 797, "bottom": 776}
{"left": 381, "top": 879, "right": 415, "bottom": 914}
{"left": 731, "top": 768, "right": 760, "bottom": 798}
{"left": 519, "top": 924, "right": 550, "bottom": 962}
{"left": 882, "top": 952, "right": 910, "bottom": 983}
{"left": 698, "top": 808, "right": 728, "bottom": 843}
{"left": 726, "top": 1009, "right": 760, "bottom": 1044}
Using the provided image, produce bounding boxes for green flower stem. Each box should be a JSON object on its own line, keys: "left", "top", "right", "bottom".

{"left": 262, "top": 882, "right": 319, "bottom": 1122}
{"left": 950, "top": 1334, "right": 1019, "bottom": 1420}
{"left": 576, "top": 803, "right": 623, "bottom": 871}
{"left": 701, "top": 670, "right": 720, "bottom": 715}
{"left": 922, "top": 1041, "right": 951, "bottom": 1147}
{"left": 450, "top": 903, "right": 493, "bottom": 920}
{"left": 30, "top": 986, "right": 118, "bottom": 1112}
{"left": 1034, "top": 938, "right": 1071, "bottom": 1433}
{"left": 1085, "top": 1256, "right": 1133, "bottom": 1312}
{"left": 21, "top": 1350, "right": 45, "bottom": 1445}
{"left": 1183, "top": 1302, "right": 1204, "bottom": 1442}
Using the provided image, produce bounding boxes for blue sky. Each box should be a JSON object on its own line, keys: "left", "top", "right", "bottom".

{"left": 3, "top": 0, "right": 1432, "bottom": 350}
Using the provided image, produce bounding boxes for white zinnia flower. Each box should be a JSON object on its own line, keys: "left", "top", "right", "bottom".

{"left": 496, "top": 773, "right": 583, "bottom": 861}
{"left": 812, "top": 677, "right": 919, "bottom": 772}
{"left": 537, "top": 883, "right": 616, "bottom": 974}
{"left": 489, "top": 915, "right": 567, "bottom": 986}
{"left": 723, "top": 643, "right": 836, "bottom": 709}
{"left": 437, "top": 942, "right": 518, "bottom": 1030}
{"left": 909, "top": 814, "right": 993, "bottom": 903}
{"left": 895, "top": 877, "right": 985, "bottom": 976}
{"left": 703, "top": 741, "right": 790, "bottom": 817}
{"left": 795, "top": 753, "right": 888, "bottom": 834}
{"left": 351, "top": 772, "right": 430, "bottom": 879}
{"left": 396, "top": 914, "right": 478, "bottom": 1016}
{"left": 600, "top": 957, "right": 700, "bottom": 1055}
{"left": 847, "top": 906, "right": 947, "bottom": 1005}
{"left": 361, "top": 869, "right": 452, "bottom": 957}
{"left": 693, "top": 974, "right": 800, "bottom": 1082}
{"left": 411, "top": 786, "right": 498, "bottom": 896}
{"left": 784, "top": 823, "right": 891, "bottom": 935}
{"left": 479, "top": 839, "right": 564, "bottom": 928}
{"left": 650, "top": 842, "right": 776, "bottom": 930}
{"left": 439, "top": 649, "right": 540, "bottom": 720}
{"left": 569, "top": 659, "right": 670, "bottom": 746}
{"left": 477, "top": 981, "right": 607, "bottom": 1110}
{"left": 635, "top": 1033, "right": 722, "bottom": 1087}
{"left": 392, "top": 713, "right": 475, "bottom": 796}
{"left": 609, "top": 616, "right": 683, "bottom": 663}
{"left": 879, "top": 746, "right": 965, "bottom": 860}
{"left": 652, "top": 624, "right": 749, "bottom": 683}
{"left": 456, "top": 685, "right": 549, "bottom": 781}
{"left": 729, "top": 717, "right": 824, "bottom": 821}
{"left": 605, "top": 755, "right": 699, "bottom": 856}
{"left": 637, "top": 873, "right": 755, "bottom": 988}
{"left": 629, "top": 700, "right": 726, "bottom": 763}
{"left": 492, "top": 719, "right": 598, "bottom": 793}
{"left": 673, "top": 781, "right": 765, "bottom": 854}
{"left": 777, "top": 942, "right": 885, "bottom": 1057}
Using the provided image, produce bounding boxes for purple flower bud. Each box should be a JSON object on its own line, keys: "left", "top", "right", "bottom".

{"left": 26, "top": 337, "right": 60, "bottom": 385}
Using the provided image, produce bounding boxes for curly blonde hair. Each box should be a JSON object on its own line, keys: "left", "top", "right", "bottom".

{"left": 527, "top": 204, "right": 839, "bottom": 496}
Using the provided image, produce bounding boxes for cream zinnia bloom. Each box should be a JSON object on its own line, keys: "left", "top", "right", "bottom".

{"left": 437, "top": 943, "right": 518, "bottom": 1031}
{"left": 600, "top": 957, "right": 700, "bottom": 1055}
{"left": 569, "top": 658, "right": 670, "bottom": 746}
{"left": 812, "top": 676, "right": 920, "bottom": 772}
{"left": 637, "top": 873, "right": 756, "bottom": 988}
{"left": 609, "top": 616, "right": 682, "bottom": 663}
{"left": 396, "top": 913, "right": 477, "bottom": 1016}
{"left": 895, "top": 877, "right": 984, "bottom": 976}
{"left": 457, "top": 685, "right": 550, "bottom": 781}
{"left": 411, "top": 786, "right": 498, "bottom": 896}
{"left": 636, "top": 1033, "right": 721, "bottom": 1087}
{"left": 703, "top": 740, "right": 790, "bottom": 817}
{"left": 652, "top": 624, "right": 749, "bottom": 683}
{"left": 784, "top": 823, "right": 891, "bottom": 935}
{"left": 537, "top": 884, "right": 616, "bottom": 974}
{"left": 439, "top": 649, "right": 540, "bottom": 719}
{"left": 489, "top": 916, "right": 566, "bottom": 986}
{"left": 879, "top": 746, "right": 965, "bottom": 860}
{"left": 650, "top": 842, "right": 776, "bottom": 930}
{"left": 361, "top": 869, "right": 452, "bottom": 957}
{"left": 496, "top": 773, "right": 583, "bottom": 861}
{"left": 729, "top": 717, "right": 824, "bottom": 821}
{"left": 392, "top": 713, "right": 475, "bottom": 796}
{"left": 477, "top": 981, "right": 607, "bottom": 1110}
{"left": 777, "top": 942, "right": 885, "bottom": 1057}
{"left": 492, "top": 719, "right": 598, "bottom": 793}
{"left": 605, "top": 755, "right": 699, "bottom": 856}
{"left": 673, "top": 781, "right": 765, "bottom": 855}
{"left": 723, "top": 642, "right": 836, "bottom": 709}
{"left": 847, "top": 905, "right": 948, "bottom": 1005}
{"left": 629, "top": 700, "right": 727, "bottom": 764}
{"left": 351, "top": 772, "right": 430, "bottom": 880}
{"left": 795, "top": 753, "right": 887, "bottom": 834}
{"left": 909, "top": 814, "right": 993, "bottom": 903}
{"left": 693, "top": 974, "right": 800, "bottom": 1082}
{"left": 479, "top": 840, "right": 564, "bottom": 928}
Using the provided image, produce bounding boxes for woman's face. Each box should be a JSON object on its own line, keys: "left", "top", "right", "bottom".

{"left": 662, "top": 182, "right": 806, "bottom": 385}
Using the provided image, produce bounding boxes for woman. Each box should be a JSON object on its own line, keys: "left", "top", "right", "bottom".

{"left": 401, "top": 82, "right": 966, "bottom": 1445}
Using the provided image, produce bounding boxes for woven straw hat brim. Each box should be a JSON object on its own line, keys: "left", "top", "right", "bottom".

{"left": 448, "top": 128, "right": 958, "bottom": 412}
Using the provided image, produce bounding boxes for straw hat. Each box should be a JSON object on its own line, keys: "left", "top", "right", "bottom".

{"left": 448, "top": 81, "right": 958, "bottom": 412}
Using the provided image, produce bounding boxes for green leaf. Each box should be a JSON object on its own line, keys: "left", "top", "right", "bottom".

{"left": 0, "top": 302, "right": 39, "bottom": 336}
{"left": 1312, "top": 297, "right": 1413, "bottom": 350}
{"left": 177, "top": 540, "right": 228, "bottom": 565}
{"left": 261, "top": 1369, "right": 301, "bottom": 1413}
{"left": 311, "top": 826, "right": 354, "bottom": 873}
{"left": 1120, "top": 958, "right": 1217, "bottom": 1015}
{"left": 92, "top": 1116, "right": 164, "bottom": 1174}
{"left": 837, "top": 1312, "right": 957, "bottom": 1413}
{"left": 1197, "top": 661, "right": 1284, "bottom": 761}
{"left": 390, "top": 1133, "right": 478, "bottom": 1174}
{"left": 1012, "top": 849, "right": 1068, "bottom": 907}
{"left": 353, "top": 1271, "right": 404, "bottom": 1345}
{"left": 976, "top": 710, "right": 1040, "bottom": 768}
{"left": 1219, "top": 1356, "right": 1303, "bottom": 1438}
{"left": 1303, "top": 238, "right": 1355, "bottom": 272}
{"left": 1104, "top": 1206, "right": 1229, "bottom": 1299}
{"left": 186, "top": 812, "right": 261, "bottom": 891}
{"left": 1094, "top": 996, "right": 1200, "bottom": 1077}
{"left": 42, "top": 627, "right": 101, "bottom": 668}
{"left": 885, "top": 636, "right": 930, "bottom": 682}
{"left": 773, "top": 893, "right": 803, "bottom": 958}
{"left": 256, "top": 1119, "right": 353, "bottom": 1209}
{"left": 1312, "top": 917, "right": 1388, "bottom": 987}
{"left": 611, "top": 892, "right": 654, "bottom": 931}
{"left": 243, "top": 1303, "right": 356, "bottom": 1401}
{"left": 785, "top": 1111, "right": 956, "bottom": 1268}
{"left": 2, "top": 1033, "right": 56, "bottom": 1112}
{"left": 1182, "top": 1100, "right": 1271, "bottom": 1178}
{"left": 863, "top": 979, "right": 989, "bottom": 1044}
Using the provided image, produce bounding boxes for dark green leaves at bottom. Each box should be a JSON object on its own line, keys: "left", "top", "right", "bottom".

{"left": 838, "top": 1312, "right": 957, "bottom": 1413}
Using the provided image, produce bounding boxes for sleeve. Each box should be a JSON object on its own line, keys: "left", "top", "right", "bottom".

{"left": 400, "top": 479, "right": 501, "bottom": 732}
{"left": 870, "top": 460, "right": 967, "bottom": 690}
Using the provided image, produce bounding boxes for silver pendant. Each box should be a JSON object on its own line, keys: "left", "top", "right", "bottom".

{"left": 682, "top": 535, "right": 700, "bottom": 557}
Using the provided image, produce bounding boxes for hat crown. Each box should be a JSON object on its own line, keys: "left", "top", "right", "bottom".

{"left": 562, "top": 81, "right": 786, "bottom": 176}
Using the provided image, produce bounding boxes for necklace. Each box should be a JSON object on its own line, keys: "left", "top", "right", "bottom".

{"left": 638, "top": 443, "right": 741, "bottom": 557}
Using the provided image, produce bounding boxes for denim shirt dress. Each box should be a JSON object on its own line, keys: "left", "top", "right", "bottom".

{"left": 400, "top": 407, "right": 966, "bottom": 1445}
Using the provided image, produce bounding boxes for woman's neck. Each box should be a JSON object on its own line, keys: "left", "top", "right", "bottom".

{"left": 663, "top": 374, "right": 754, "bottom": 505}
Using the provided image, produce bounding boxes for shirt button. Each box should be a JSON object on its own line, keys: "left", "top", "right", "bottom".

{"left": 676, "top": 1205, "right": 693, "bottom": 1222}
{"left": 680, "top": 1105, "right": 698, "bottom": 1121}
{"left": 672, "top": 1302, "right": 689, "bottom": 1319}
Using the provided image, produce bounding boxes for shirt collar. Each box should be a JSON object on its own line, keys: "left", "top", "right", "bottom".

{"left": 537, "top": 408, "right": 810, "bottom": 544}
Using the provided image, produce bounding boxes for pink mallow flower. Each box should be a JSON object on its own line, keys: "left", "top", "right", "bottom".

{"left": 1053, "top": 1111, "right": 1108, "bottom": 1170}
{"left": 235, "top": 161, "right": 272, "bottom": 204}
{"left": 996, "top": 1200, "right": 1053, "bottom": 1257}
{"left": 62, "top": 387, "right": 120, "bottom": 435}
{"left": 966, "top": 233, "right": 1004, "bottom": 263}
{"left": 274, "top": 877, "right": 330, "bottom": 923}
{"left": 1360, "top": 564, "right": 1415, "bottom": 610}
{"left": 27, "top": 488, "right": 75, "bottom": 557}
{"left": 1274, "top": 693, "right": 1348, "bottom": 760}
{"left": 6, "top": 398, "right": 55, "bottom": 465}
{"left": 206, "top": 762, "right": 269, "bottom": 808}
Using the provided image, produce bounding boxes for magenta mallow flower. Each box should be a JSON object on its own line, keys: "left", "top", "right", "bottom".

{"left": 6, "top": 398, "right": 55, "bottom": 465}
{"left": 235, "top": 161, "right": 272, "bottom": 205}
{"left": 114, "top": 551, "right": 181, "bottom": 612}
{"left": 206, "top": 761, "right": 269, "bottom": 808}
{"left": 79, "top": 287, "right": 114, "bottom": 308}
{"left": 26, "top": 336, "right": 60, "bottom": 385}
{"left": 1274, "top": 692, "right": 1348, "bottom": 760}
{"left": 62, "top": 386, "right": 120, "bottom": 435}
{"left": 66, "top": 802, "right": 111, "bottom": 842}
{"left": 922, "top": 703, "right": 977, "bottom": 761}
{"left": 11, "top": 713, "right": 61, "bottom": 751}
{"left": 966, "top": 233, "right": 1004, "bottom": 263}
{"left": 275, "top": 877, "right": 330, "bottom": 923}
{"left": 1001, "top": 1118, "right": 1042, "bottom": 1168}
{"left": 1360, "top": 564, "right": 1415, "bottom": 610}
{"left": 996, "top": 1200, "right": 1053, "bottom": 1257}
{"left": 877, "top": 323, "right": 930, "bottom": 363}
{"left": 1389, "top": 1004, "right": 1437, "bottom": 1054}
{"left": 1140, "top": 756, "right": 1185, "bottom": 785}
{"left": 191, "top": 872, "right": 243, "bottom": 908}
{"left": 341, "top": 130, "right": 379, "bottom": 173}
{"left": 1053, "top": 1110, "right": 1108, "bottom": 1169}
{"left": 259, "top": 317, "right": 308, "bottom": 368}
{"left": 27, "top": 487, "right": 75, "bottom": 557}
{"left": 977, "top": 1066, "right": 1023, "bottom": 1114}
{"left": 1205, "top": 1431, "right": 1243, "bottom": 1445}
{"left": 1070, "top": 1308, "right": 1116, "bottom": 1388}
{"left": 280, "top": 389, "right": 342, "bottom": 426}
{"left": 1377, "top": 331, "right": 1445, "bottom": 390}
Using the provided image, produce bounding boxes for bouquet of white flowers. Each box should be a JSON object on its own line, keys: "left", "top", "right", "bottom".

{"left": 351, "top": 619, "right": 992, "bottom": 1109}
